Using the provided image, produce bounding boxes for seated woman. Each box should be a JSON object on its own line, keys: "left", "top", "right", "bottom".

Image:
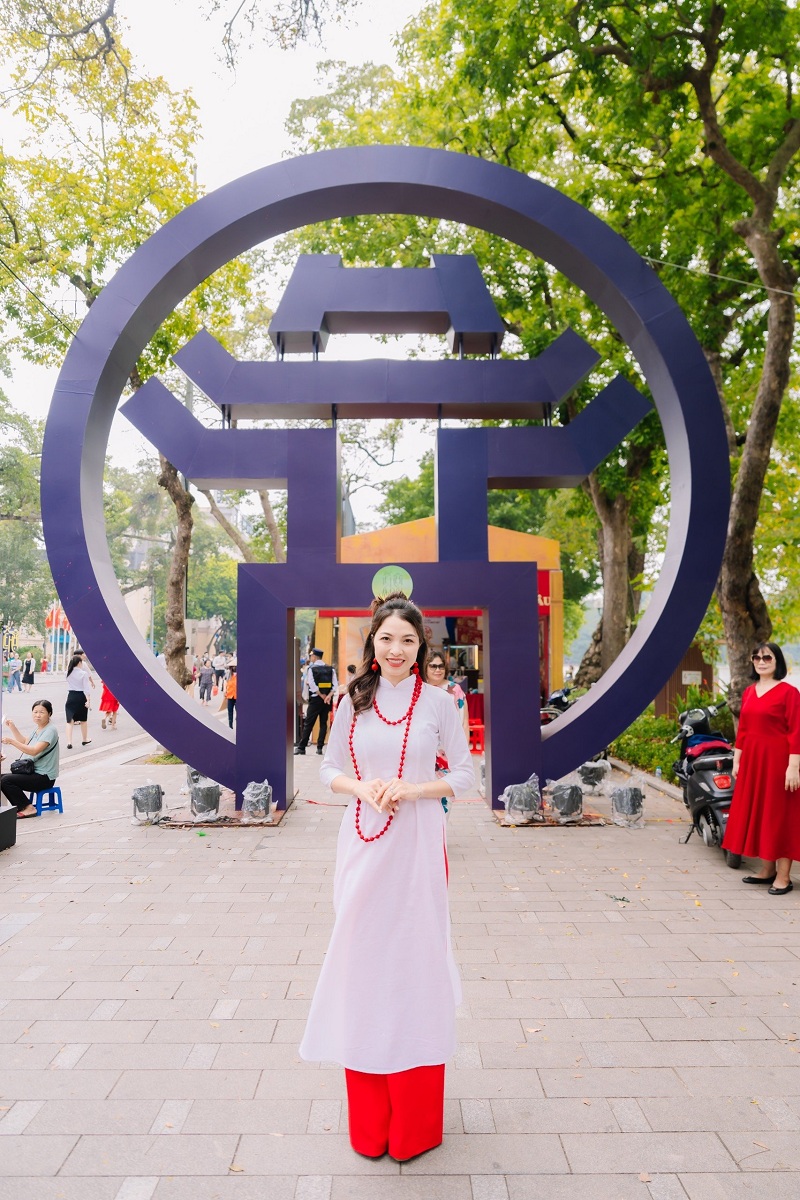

{"left": 1, "top": 700, "right": 60, "bottom": 818}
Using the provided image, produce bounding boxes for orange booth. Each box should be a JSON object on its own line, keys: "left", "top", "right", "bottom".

{"left": 313, "top": 517, "right": 563, "bottom": 700}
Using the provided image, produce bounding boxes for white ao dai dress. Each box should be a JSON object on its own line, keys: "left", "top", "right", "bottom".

{"left": 299, "top": 675, "right": 475, "bottom": 1073}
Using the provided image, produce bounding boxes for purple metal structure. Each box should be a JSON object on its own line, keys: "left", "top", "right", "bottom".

{"left": 41, "top": 146, "right": 730, "bottom": 810}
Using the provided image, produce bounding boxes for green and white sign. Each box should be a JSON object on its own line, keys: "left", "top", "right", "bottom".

{"left": 371, "top": 565, "right": 414, "bottom": 599}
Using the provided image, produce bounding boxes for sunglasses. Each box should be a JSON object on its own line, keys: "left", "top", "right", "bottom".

{"left": 752, "top": 652, "right": 774, "bottom": 662}
{"left": 428, "top": 663, "right": 445, "bottom": 670}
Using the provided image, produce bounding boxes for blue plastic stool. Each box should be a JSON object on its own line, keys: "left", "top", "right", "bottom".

{"left": 34, "top": 787, "right": 63, "bottom": 815}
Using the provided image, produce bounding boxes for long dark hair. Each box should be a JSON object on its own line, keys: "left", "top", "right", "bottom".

{"left": 66, "top": 654, "right": 82, "bottom": 678}
{"left": 749, "top": 641, "right": 787, "bottom": 681}
{"left": 349, "top": 592, "right": 428, "bottom": 714}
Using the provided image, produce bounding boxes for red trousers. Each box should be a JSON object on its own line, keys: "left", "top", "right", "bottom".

{"left": 344, "top": 1064, "right": 445, "bottom": 1160}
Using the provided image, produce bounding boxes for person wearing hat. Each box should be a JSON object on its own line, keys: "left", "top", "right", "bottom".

{"left": 295, "top": 648, "right": 338, "bottom": 756}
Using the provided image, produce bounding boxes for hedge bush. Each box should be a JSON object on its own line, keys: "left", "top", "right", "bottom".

{"left": 610, "top": 712, "right": 681, "bottom": 779}
{"left": 610, "top": 695, "right": 734, "bottom": 782}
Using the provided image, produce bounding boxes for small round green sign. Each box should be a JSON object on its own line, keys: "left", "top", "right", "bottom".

{"left": 372, "top": 564, "right": 414, "bottom": 599}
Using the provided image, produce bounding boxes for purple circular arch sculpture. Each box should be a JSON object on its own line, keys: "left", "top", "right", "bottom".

{"left": 41, "top": 145, "right": 729, "bottom": 801}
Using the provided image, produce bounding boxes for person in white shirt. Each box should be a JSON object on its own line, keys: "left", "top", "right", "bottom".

{"left": 294, "top": 649, "right": 339, "bottom": 756}
{"left": 64, "top": 654, "right": 93, "bottom": 748}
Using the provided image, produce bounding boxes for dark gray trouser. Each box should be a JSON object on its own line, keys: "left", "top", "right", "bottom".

{"left": 1, "top": 771, "right": 54, "bottom": 810}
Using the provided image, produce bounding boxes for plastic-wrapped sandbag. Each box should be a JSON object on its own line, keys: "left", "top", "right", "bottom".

{"left": 132, "top": 782, "right": 164, "bottom": 824}
{"left": 191, "top": 781, "right": 221, "bottom": 821}
{"left": 611, "top": 785, "right": 644, "bottom": 828}
{"left": 550, "top": 782, "right": 583, "bottom": 824}
{"left": 499, "top": 772, "right": 542, "bottom": 823}
{"left": 241, "top": 779, "right": 273, "bottom": 823}
{"left": 577, "top": 759, "right": 612, "bottom": 792}
{"left": 186, "top": 765, "right": 203, "bottom": 787}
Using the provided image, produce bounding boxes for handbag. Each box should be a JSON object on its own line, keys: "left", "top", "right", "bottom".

{"left": 10, "top": 758, "right": 35, "bottom": 775}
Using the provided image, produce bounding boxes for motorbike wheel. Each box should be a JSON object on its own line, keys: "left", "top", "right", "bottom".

{"left": 724, "top": 850, "right": 742, "bottom": 869}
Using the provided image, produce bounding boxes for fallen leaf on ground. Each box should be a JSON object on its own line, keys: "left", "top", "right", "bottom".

{"left": 639, "top": 1173, "right": 652, "bottom": 1183}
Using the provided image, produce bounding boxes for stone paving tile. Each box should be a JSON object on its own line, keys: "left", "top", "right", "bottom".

{"left": 235, "top": 1134, "right": 399, "bottom": 1175}
{"left": 639, "top": 1097, "right": 782, "bottom": 1133}
{"left": 180, "top": 1098, "right": 313, "bottom": 1134}
{"left": 675, "top": 1066, "right": 800, "bottom": 1095}
{"left": 143, "top": 1020, "right": 278, "bottom": 1043}
{"left": 75, "top": 1044, "right": 194, "bottom": 1070}
{"left": 490, "top": 1097, "right": 618, "bottom": 1133}
{"left": 561, "top": 1131, "right": 738, "bottom": 1173}
{"left": 154, "top": 1180, "right": 297, "bottom": 1200}
{"left": 540, "top": 1068, "right": 688, "bottom": 1098}
{"left": 108, "top": 1069, "right": 260, "bottom": 1099}
{"left": 24, "top": 1098, "right": 161, "bottom": 1136}
{"left": 0, "top": 1181, "right": 120, "bottom": 1199}
{"left": 60, "top": 1134, "right": 240, "bottom": 1175}
{"left": 679, "top": 1174, "right": 800, "bottom": 1199}
{"left": 0, "top": 1069, "right": 121, "bottom": 1098}
{"left": 718, "top": 1131, "right": 800, "bottom": 1171}
{"left": 506, "top": 1180, "right": 654, "bottom": 1200}
{"left": 584, "top": 1040, "right": 797, "bottom": 1068}
{"left": 330, "top": 1178, "right": 471, "bottom": 1199}
{"left": 21, "top": 1020, "right": 155, "bottom": 1044}
{"left": 400, "top": 1133, "right": 568, "bottom": 1175}
{"left": 0, "top": 1133, "right": 79, "bottom": 1175}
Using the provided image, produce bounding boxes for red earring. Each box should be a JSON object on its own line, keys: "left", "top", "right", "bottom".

{"left": 371, "top": 658, "right": 379, "bottom": 672}
{"left": 411, "top": 662, "right": 420, "bottom": 675}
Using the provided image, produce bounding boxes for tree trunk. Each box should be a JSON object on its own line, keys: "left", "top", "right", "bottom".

{"left": 575, "top": 620, "right": 602, "bottom": 688}
{"left": 200, "top": 489, "right": 258, "bottom": 562}
{"left": 716, "top": 220, "right": 796, "bottom": 715}
{"left": 157, "top": 454, "right": 194, "bottom": 688}
{"left": 257, "top": 490, "right": 286, "bottom": 562}
{"left": 580, "top": 475, "right": 636, "bottom": 678}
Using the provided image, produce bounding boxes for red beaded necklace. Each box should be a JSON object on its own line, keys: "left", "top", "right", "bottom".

{"left": 350, "top": 674, "right": 423, "bottom": 843}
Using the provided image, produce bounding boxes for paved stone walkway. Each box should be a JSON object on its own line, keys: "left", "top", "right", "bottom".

{"left": 0, "top": 743, "right": 798, "bottom": 1199}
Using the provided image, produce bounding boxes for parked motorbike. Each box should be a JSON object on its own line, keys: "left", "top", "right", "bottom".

{"left": 540, "top": 685, "right": 609, "bottom": 761}
{"left": 540, "top": 685, "right": 577, "bottom": 726}
{"left": 671, "top": 701, "right": 741, "bottom": 868}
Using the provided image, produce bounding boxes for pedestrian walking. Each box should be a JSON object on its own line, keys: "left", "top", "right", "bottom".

{"left": 99, "top": 681, "right": 120, "bottom": 730}
{"left": 197, "top": 659, "right": 214, "bottom": 706}
{"left": 6, "top": 653, "right": 22, "bottom": 693}
{"left": 225, "top": 665, "right": 237, "bottom": 729}
{"left": 64, "top": 654, "right": 93, "bottom": 748}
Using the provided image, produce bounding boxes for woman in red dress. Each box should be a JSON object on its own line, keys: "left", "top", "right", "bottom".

{"left": 99, "top": 681, "right": 120, "bottom": 730}
{"left": 722, "top": 643, "right": 800, "bottom": 895}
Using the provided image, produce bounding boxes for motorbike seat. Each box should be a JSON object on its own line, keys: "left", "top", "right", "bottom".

{"left": 685, "top": 739, "right": 731, "bottom": 758}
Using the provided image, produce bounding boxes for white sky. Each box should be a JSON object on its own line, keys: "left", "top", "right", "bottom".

{"left": 6, "top": 0, "right": 432, "bottom": 523}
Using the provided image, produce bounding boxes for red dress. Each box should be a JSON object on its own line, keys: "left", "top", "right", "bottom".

{"left": 723, "top": 681, "right": 800, "bottom": 860}
{"left": 99, "top": 682, "right": 120, "bottom": 714}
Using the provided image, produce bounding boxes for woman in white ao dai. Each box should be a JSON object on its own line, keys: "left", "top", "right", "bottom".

{"left": 299, "top": 593, "right": 474, "bottom": 1162}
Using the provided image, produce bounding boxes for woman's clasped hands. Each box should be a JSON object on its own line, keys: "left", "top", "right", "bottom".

{"left": 355, "top": 777, "right": 422, "bottom": 814}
